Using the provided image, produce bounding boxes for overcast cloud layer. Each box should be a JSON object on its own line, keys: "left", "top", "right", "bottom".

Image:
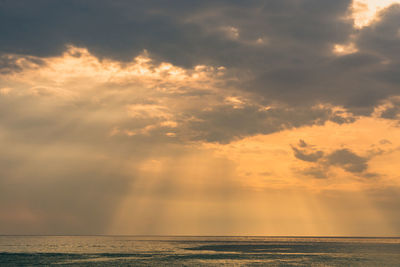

{"left": 1, "top": 0, "right": 400, "bottom": 235}
{"left": 2, "top": 0, "right": 400, "bottom": 113}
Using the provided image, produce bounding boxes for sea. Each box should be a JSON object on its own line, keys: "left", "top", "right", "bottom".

{"left": 0, "top": 236, "right": 399, "bottom": 266}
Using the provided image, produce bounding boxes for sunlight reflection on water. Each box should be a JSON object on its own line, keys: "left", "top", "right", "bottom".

{"left": 0, "top": 236, "right": 399, "bottom": 266}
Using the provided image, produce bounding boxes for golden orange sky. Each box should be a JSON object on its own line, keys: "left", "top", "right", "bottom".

{"left": 1, "top": 0, "right": 400, "bottom": 236}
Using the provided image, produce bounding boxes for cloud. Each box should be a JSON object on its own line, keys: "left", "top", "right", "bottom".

{"left": 379, "top": 98, "right": 400, "bottom": 120}
{"left": 357, "top": 5, "right": 400, "bottom": 62}
{"left": 291, "top": 140, "right": 324, "bottom": 162}
{"left": 187, "top": 104, "right": 358, "bottom": 143}
{"left": 1, "top": 0, "right": 400, "bottom": 235}
{"left": 1, "top": 0, "right": 400, "bottom": 116}
{"left": 292, "top": 140, "right": 391, "bottom": 178}
{"left": 0, "top": 53, "right": 44, "bottom": 74}
{"left": 301, "top": 166, "right": 328, "bottom": 179}
{"left": 326, "top": 148, "right": 368, "bottom": 173}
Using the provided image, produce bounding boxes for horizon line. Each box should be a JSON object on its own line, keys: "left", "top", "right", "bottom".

{"left": 1, "top": 234, "right": 399, "bottom": 238}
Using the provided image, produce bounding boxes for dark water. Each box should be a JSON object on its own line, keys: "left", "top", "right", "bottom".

{"left": 0, "top": 236, "right": 399, "bottom": 266}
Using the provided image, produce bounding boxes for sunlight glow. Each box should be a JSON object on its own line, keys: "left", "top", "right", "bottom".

{"left": 352, "top": 0, "right": 400, "bottom": 28}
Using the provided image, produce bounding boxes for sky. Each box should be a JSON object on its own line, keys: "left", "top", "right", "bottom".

{"left": 1, "top": 0, "right": 400, "bottom": 236}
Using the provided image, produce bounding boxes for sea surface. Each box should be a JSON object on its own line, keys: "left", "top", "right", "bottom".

{"left": 0, "top": 236, "right": 399, "bottom": 266}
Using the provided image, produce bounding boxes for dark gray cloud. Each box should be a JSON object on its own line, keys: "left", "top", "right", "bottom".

{"left": 326, "top": 148, "right": 368, "bottom": 173}
{"left": 381, "top": 106, "right": 400, "bottom": 119}
{"left": 186, "top": 105, "right": 354, "bottom": 143}
{"left": 357, "top": 5, "right": 400, "bottom": 62}
{"left": 1, "top": 0, "right": 400, "bottom": 116}
{"left": 292, "top": 141, "right": 388, "bottom": 179}
{"left": 0, "top": 0, "right": 352, "bottom": 62}
{"left": 291, "top": 140, "right": 324, "bottom": 162}
{"left": 379, "top": 98, "right": 400, "bottom": 120}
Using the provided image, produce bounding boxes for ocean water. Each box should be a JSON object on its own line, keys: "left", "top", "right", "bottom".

{"left": 0, "top": 236, "right": 399, "bottom": 266}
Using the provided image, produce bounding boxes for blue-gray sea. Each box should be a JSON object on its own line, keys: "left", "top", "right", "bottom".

{"left": 0, "top": 236, "right": 399, "bottom": 266}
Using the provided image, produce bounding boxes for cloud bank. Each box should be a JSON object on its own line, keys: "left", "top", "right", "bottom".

{"left": 1, "top": 0, "right": 400, "bottom": 235}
